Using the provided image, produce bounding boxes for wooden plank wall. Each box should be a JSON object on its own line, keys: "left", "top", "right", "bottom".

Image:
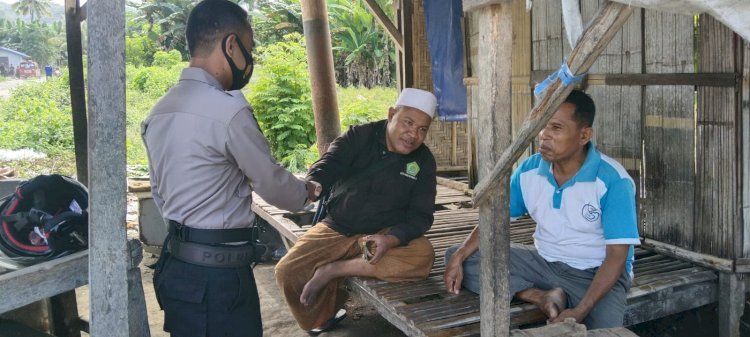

{"left": 695, "top": 14, "right": 740, "bottom": 258}
{"left": 582, "top": 0, "right": 642, "bottom": 181}
{"left": 642, "top": 11, "right": 696, "bottom": 250}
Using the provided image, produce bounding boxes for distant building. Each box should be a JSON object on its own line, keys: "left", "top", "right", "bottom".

{"left": 0, "top": 47, "right": 31, "bottom": 76}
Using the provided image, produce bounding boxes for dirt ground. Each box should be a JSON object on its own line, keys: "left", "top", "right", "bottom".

{"left": 75, "top": 254, "right": 407, "bottom": 337}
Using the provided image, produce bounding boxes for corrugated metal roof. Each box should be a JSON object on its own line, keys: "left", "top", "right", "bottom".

{"left": 0, "top": 47, "right": 30, "bottom": 58}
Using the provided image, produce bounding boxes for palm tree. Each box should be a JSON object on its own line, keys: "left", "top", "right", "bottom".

{"left": 11, "top": 0, "right": 52, "bottom": 22}
{"left": 133, "top": 0, "right": 194, "bottom": 59}
{"left": 328, "top": 0, "right": 394, "bottom": 87}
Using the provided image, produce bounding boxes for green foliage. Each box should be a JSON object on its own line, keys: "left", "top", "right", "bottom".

{"left": 126, "top": 33, "right": 158, "bottom": 67}
{"left": 0, "top": 74, "right": 73, "bottom": 154}
{"left": 0, "top": 19, "right": 60, "bottom": 66}
{"left": 337, "top": 86, "right": 397, "bottom": 130}
{"left": 151, "top": 49, "right": 183, "bottom": 67}
{"left": 132, "top": 0, "right": 194, "bottom": 59}
{"left": 129, "top": 62, "right": 184, "bottom": 97}
{"left": 11, "top": 0, "right": 52, "bottom": 22}
{"left": 328, "top": 0, "right": 395, "bottom": 87}
{"left": 280, "top": 144, "right": 319, "bottom": 173}
{"left": 246, "top": 33, "right": 316, "bottom": 165}
{"left": 251, "top": 0, "right": 303, "bottom": 45}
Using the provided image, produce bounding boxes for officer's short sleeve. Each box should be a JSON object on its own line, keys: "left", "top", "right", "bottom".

{"left": 225, "top": 107, "right": 307, "bottom": 212}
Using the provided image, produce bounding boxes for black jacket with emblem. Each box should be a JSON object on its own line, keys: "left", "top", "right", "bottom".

{"left": 307, "top": 120, "right": 437, "bottom": 244}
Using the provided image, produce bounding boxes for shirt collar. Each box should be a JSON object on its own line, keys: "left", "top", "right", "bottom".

{"left": 179, "top": 67, "right": 224, "bottom": 90}
{"left": 537, "top": 142, "right": 600, "bottom": 185}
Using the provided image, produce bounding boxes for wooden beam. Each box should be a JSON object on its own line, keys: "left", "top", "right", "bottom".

{"left": 640, "top": 238, "right": 734, "bottom": 272}
{"left": 528, "top": 72, "right": 738, "bottom": 87}
{"left": 0, "top": 251, "right": 88, "bottom": 314}
{"left": 86, "top": 0, "right": 132, "bottom": 334}
{"left": 302, "top": 0, "right": 341, "bottom": 155}
{"left": 561, "top": 0, "right": 584, "bottom": 47}
{"left": 401, "top": 0, "right": 414, "bottom": 88}
{"left": 742, "top": 41, "right": 750, "bottom": 256}
{"left": 473, "top": 3, "right": 513, "bottom": 336}
{"left": 362, "top": 0, "right": 404, "bottom": 51}
{"left": 718, "top": 272, "right": 745, "bottom": 337}
{"left": 472, "top": 1, "right": 635, "bottom": 205}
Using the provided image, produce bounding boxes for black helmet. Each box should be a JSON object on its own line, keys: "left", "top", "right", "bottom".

{"left": 0, "top": 174, "right": 88, "bottom": 265}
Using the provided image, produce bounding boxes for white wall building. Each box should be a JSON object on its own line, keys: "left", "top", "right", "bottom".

{"left": 0, "top": 47, "right": 30, "bottom": 76}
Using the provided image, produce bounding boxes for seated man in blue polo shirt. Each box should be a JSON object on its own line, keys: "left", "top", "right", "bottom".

{"left": 443, "top": 90, "right": 640, "bottom": 329}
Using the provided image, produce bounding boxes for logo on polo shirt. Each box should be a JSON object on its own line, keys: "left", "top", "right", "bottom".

{"left": 581, "top": 204, "right": 600, "bottom": 222}
{"left": 400, "top": 161, "right": 420, "bottom": 180}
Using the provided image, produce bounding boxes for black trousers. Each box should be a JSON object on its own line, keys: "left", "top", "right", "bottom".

{"left": 155, "top": 255, "right": 262, "bottom": 337}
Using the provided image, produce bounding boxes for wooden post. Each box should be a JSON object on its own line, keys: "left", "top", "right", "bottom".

{"left": 743, "top": 41, "right": 750, "bottom": 256}
{"left": 362, "top": 0, "right": 404, "bottom": 51}
{"left": 86, "top": 0, "right": 140, "bottom": 335}
{"left": 301, "top": 0, "right": 341, "bottom": 155}
{"left": 472, "top": 1, "right": 634, "bottom": 205}
{"left": 465, "top": 1, "right": 514, "bottom": 335}
{"left": 395, "top": 0, "right": 414, "bottom": 90}
{"left": 718, "top": 272, "right": 745, "bottom": 337}
{"left": 66, "top": 0, "right": 87, "bottom": 186}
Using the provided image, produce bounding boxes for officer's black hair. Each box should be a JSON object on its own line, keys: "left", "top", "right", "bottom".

{"left": 186, "top": 0, "right": 252, "bottom": 57}
{"left": 564, "top": 89, "right": 595, "bottom": 128}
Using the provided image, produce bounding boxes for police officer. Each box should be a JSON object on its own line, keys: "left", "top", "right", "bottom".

{"left": 141, "top": 1, "right": 319, "bottom": 336}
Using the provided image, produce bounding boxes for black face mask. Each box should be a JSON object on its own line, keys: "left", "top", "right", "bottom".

{"left": 221, "top": 33, "right": 254, "bottom": 91}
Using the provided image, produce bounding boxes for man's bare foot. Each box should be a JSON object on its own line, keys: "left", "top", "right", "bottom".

{"left": 516, "top": 287, "right": 567, "bottom": 321}
{"left": 300, "top": 265, "right": 334, "bottom": 306}
{"left": 540, "top": 288, "right": 566, "bottom": 320}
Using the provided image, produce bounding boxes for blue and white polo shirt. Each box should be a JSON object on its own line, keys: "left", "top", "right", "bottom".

{"left": 509, "top": 142, "right": 640, "bottom": 275}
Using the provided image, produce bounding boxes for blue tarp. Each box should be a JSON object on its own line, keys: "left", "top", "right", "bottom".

{"left": 424, "top": 0, "right": 467, "bottom": 122}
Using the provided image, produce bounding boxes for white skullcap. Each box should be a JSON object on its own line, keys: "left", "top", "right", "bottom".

{"left": 395, "top": 88, "right": 437, "bottom": 119}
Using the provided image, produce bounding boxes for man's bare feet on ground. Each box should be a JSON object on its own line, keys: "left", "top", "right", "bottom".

{"left": 540, "top": 288, "right": 567, "bottom": 321}
{"left": 300, "top": 264, "right": 334, "bottom": 306}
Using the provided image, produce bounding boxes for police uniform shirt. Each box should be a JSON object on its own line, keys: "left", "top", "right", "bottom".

{"left": 141, "top": 67, "right": 307, "bottom": 230}
{"left": 307, "top": 120, "right": 437, "bottom": 245}
{"left": 509, "top": 142, "right": 640, "bottom": 276}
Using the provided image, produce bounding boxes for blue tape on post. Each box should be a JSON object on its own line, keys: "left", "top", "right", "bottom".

{"left": 533, "top": 61, "right": 586, "bottom": 97}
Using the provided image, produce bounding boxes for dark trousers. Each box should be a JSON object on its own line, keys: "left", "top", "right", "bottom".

{"left": 445, "top": 243, "right": 631, "bottom": 329}
{"left": 155, "top": 255, "right": 262, "bottom": 337}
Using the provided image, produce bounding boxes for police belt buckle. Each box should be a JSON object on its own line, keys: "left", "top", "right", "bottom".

{"left": 168, "top": 239, "right": 259, "bottom": 268}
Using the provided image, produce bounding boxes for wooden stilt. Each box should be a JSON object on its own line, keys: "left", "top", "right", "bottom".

{"left": 718, "top": 272, "right": 745, "bottom": 337}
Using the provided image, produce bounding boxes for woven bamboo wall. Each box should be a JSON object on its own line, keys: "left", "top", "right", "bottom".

{"left": 517, "top": 2, "right": 747, "bottom": 260}
{"left": 410, "top": 0, "right": 468, "bottom": 170}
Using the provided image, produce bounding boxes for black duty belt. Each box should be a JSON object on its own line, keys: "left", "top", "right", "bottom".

{"left": 168, "top": 239, "right": 259, "bottom": 268}
{"left": 168, "top": 220, "right": 256, "bottom": 244}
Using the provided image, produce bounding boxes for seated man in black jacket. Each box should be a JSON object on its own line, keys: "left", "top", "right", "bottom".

{"left": 275, "top": 88, "right": 438, "bottom": 334}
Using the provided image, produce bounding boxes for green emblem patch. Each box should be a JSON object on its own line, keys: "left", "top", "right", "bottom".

{"left": 406, "top": 162, "right": 420, "bottom": 176}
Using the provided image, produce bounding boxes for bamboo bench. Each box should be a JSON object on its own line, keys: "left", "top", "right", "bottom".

{"left": 252, "top": 184, "right": 719, "bottom": 337}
